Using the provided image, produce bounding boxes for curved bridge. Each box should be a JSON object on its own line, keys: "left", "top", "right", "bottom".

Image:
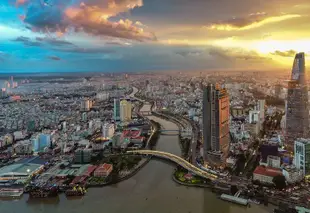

{"left": 126, "top": 150, "right": 218, "bottom": 180}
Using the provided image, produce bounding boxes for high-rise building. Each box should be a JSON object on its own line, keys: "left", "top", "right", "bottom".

{"left": 257, "top": 99, "right": 265, "bottom": 122}
{"left": 285, "top": 53, "right": 309, "bottom": 148}
{"left": 32, "top": 134, "right": 51, "bottom": 152}
{"left": 102, "top": 123, "right": 115, "bottom": 139}
{"left": 113, "top": 99, "right": 120, "bottom": 121}
{"left": 294, "top": 138, "right": 310, "bottom": 175}
{"left": 120, "top": 99, "right": 132, "bottom": 122}
{"left": 74, "top": 148, "right": 92, "bottom": 164}
{"left": 82, "top": 112, "right": 87, "bottom": 122}
{"left": 31, "top": 137, "right": 40, "bottom": 152}
{"left": 202, "top": 84, "right": 230, "bottom": 161}
{"left": 275, "top": 84, "right": 281, "bottom": 97}
{"left": 39, "top": 134, "right": 51, "bottom": 148}
{"left": 81, "top": 99, "right": 91, "bottom": 111}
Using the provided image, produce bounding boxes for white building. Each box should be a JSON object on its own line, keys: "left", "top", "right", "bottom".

{"left": 294, "top": 138, "right": 310, "bottom": 175}
{"left": 282, "top": 166, "right": 304, "bottom": 184}
{"left": 88, "top": 120, "right": 93, "bottom": 130}
{"left": 94, "top": 119, "right": 102, "bottom": 130}
{"left": 102, "top": 123, "right": 115, "bottom": 139}
{"left": 96, "top": 92, "right": 109, "bottom": 101}
{"left": 267, "top": 155, "right": 281, "bottom": 168}
{"left": 81, "top": 99, "right": 92, "bottom": 111}
{"left": 280, "top": 114, "right": 286, "bottom": 130}
{"left": 253, "top": 166, "right": 283, "bottom": 184}
{"left": 249, "top": 110, "right": 260, "bottom": 124}
{"left": 120, "top": 100, "right": 132, "bottom": 122}
{"left": 13, "top": 141, "right": 32, "bottom": 155}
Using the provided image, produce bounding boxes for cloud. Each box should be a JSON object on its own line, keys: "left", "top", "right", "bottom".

{"left": 52, "top": 47, "right": 115, "bottom": 54}
{"left": 271, "top": 50, "right": 297, "bottom": 57}
{"left": 64, "top": 3, "right": 156, "bottom": 41}
{"left": 12, "top": 36, "right": 41, "bottom": 46}
{"left": 175, "top": 50, "right": 205, "bottom": 57}
{"left": 12, "top": 36, "right": 74, "bottom": 47}
{"left": 208, "top": 47, "right": 271, "bottom": 62}
{"left": 19, "top": 0, "right": 156, "bottom": 41}
{"left": 48, "top": 56, "right": 61, "bottom": 60}
{"left": 206, "top": 13, "right": 301, "bottom": 31}
{"left": 36, "top": 37, "right": 74, "bottom": 46}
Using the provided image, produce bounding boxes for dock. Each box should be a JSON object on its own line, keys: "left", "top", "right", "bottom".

{"left": 220, "top": 194, "right": 248, "bottom": 206}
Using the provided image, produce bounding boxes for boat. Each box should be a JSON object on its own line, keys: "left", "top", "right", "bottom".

{"left": 29, "top": 187, "right": 58, "bottom": 198}
{"left": 0, "top": 188, "right": 23, "bottom": 198}
{"left": 65, "top": 186, "right": 87, "bottom": 197}
{"left": 248, "top": 199, "right": 261, "bottom": 205}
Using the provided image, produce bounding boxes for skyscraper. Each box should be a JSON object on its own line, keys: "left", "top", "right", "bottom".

{"left": 81, "top": 99, "right": 91, "bottom": 111}
{"left": 113, "top": 98, "right": 120, "bottom": 121}
{"left": 285, "top": 53, "right": 309, "bottom": 148}
{"left": 257, "top": 99, "right": 265, "bottom": 122}
{"left": 294, "top": 138, "right": 310, "bottom": 175}
{"left": 120, "top": 99, "right": 132, "bottom": 122}
{"left": 203, "top": 84, "right": 230, "bottom": 162}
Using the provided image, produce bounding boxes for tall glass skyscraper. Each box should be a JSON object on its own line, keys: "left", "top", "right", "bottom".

{"left": 203, "top": 84, "right": 230, "bottom": 162}
{"left": 113, "top": 98, "right": 120, "bottom": 121}
{"left": 286, "top": 52, "right": 309, "bottom": 149}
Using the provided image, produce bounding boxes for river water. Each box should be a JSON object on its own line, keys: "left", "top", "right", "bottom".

{"left": 0, "top": 109, "right": 272, "bottom": 213}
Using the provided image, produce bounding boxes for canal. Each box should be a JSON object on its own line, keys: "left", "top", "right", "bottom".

{"left": 0, "top": 107, "right": 271, "bottom": 213}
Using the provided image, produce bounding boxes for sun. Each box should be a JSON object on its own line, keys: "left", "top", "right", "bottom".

{"left": 251, "top": 40, "right": 310, "bottom": 54}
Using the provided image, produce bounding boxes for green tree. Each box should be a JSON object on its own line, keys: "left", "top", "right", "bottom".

{"left": 272, "top": 175, "right": 286, "bottom": 190}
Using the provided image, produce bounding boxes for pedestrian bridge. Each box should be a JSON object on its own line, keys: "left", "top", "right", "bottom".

{"left": 126, "top": 150, "right": 218, "bottom": 180}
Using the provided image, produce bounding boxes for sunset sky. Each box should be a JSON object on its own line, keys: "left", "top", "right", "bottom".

{"left": 1, "top": 0, "right": 310, "bottom": 73}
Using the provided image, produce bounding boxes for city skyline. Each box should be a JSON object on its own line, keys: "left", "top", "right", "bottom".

{"left": 1, "top": 0, "right": 310, "bottom": 73}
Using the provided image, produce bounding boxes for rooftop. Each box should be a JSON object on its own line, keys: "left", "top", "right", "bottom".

{"left": 253, "top": 166, "right": 282, "bottom": 177}
{"left": 295, "top": 138, "right": 310, "bottom": 145}
{"left": 96, "top": 163, "right": 113, "bottom": 171}
{"left": 0, "top": 157, "right": 45, "bottom": 176}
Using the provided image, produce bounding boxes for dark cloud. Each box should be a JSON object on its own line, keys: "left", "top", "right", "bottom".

{"left": 271, "top": 50, "right": 297, "bottom": 57}
{"left": 13, "top": 36, "right": 74, "bottom": 48}
{"left": 208, "top": 47, "right": 271, "bottom": 62}
{"left": 20, "top": 0, "right": 155, "bottom": 41}
{"left": 12, "top": 36, "right": 41, "bottom": 46}
{"left": 105, "top": 41, "right": 127, "bottom": 46}
{"left": 52, "top": 47, "right": 115, "bottom": 54}
{"left": 175, "top": 50, "right": 204, "bottom": 57}
{"left": 208, "top": 48, "right": 233, "bottom": 61}
{"left": 48, "top": 56, "right": 61, "bottom": 60}
{"left": 36, "top": 37, "right": 74, "bottom": 46}
{"left": 217, "top": 12, "right": 267, "bottom": 28}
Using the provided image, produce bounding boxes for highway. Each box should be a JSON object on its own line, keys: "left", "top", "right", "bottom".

{"left": 126, "top": 150, "right": 218, "bottom": 180}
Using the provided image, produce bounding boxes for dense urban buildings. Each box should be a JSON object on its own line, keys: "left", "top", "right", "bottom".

{"left": 285, "top": 53, "right": 309, "bottom": 148}
{"left": 0, "top": 66, "right": 310, "bottom": 211}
